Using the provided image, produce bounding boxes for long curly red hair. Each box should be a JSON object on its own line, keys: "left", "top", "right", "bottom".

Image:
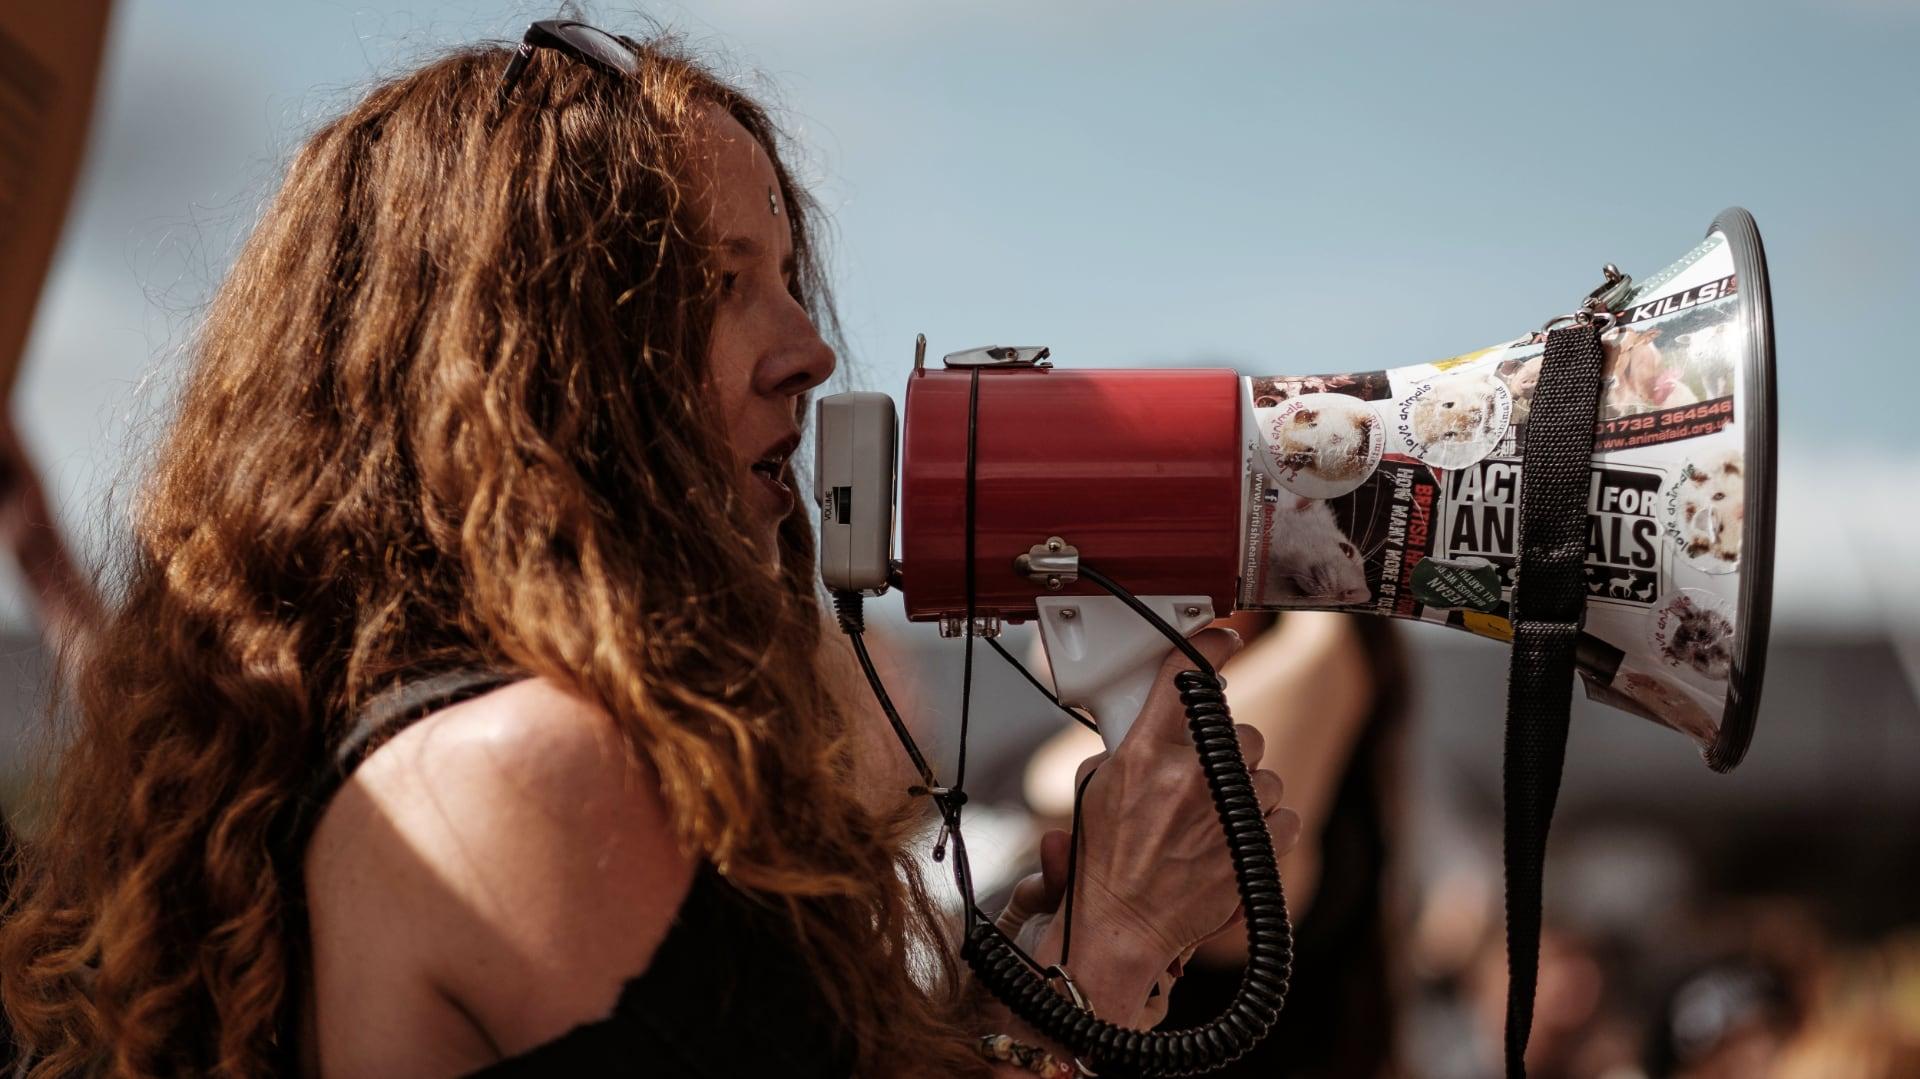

{"left": 0, "top": 36, "right": 984, "bottom": 1078}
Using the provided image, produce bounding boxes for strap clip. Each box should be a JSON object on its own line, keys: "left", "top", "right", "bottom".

{"left": 1541, "top": 263, "right": 1631, "bottom": 334}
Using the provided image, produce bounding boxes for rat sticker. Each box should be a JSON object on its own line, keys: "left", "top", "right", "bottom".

{"left": 1648, "top": 588, "right": 1736, "bottom": 685}
{"left": 1249, "top": 488, "right": 1373, "bottom": 607}
{"left": 1391, "top": 372, "right": 1512, "bottom": 470}
{"left": 1256, "top": 392, "right": 1384, "bottom": 499}
{"left": 1663, "top": 448, "right": 1744, "bottom": 574}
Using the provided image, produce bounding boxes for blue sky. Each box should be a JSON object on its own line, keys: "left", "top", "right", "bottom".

{"left": 12, "top": 0, "right": 1920, "bottom": 628}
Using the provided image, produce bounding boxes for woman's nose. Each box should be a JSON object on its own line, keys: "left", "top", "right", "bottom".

{"left": 757, "top": 305, "right": 837, "bottom": 400}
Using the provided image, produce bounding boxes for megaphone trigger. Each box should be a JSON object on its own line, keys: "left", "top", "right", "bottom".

{"left": 1034, "top": 594, "right": 1216, "bottom": 752}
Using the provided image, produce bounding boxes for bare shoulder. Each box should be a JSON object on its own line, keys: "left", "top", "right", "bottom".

{"left": 307, "top": 676, "right": 697, "bottom": 1068}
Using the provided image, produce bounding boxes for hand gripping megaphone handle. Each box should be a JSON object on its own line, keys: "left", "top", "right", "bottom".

{"left": 831, "top": 568, "right": 1293, "bottom": 1074}
{"left": 959, "top": 561, "right": 1294, "bottom": 1076}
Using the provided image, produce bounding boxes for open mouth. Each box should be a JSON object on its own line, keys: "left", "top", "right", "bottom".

{"left": 751, "top": 434, "right": 799, "bottom": 483}
{"left": 749, "top": 433, "right": 802, "bottom": 516}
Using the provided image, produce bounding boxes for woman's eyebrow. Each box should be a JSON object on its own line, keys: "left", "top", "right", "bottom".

{"left": 719, "top": 235, "right": 797, "bottom": 276}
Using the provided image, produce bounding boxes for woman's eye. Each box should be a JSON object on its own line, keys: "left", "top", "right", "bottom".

{"left": 720, "top": 271, "right": 741, "bottom": 296}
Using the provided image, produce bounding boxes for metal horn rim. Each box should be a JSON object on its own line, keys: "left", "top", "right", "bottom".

{"left": 1704, "top": 206, "right": 1776, "bottom": 774}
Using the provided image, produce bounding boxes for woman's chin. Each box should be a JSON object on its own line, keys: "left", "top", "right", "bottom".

{"left": 759, "top": 530, "right": 784, "bottom": 574}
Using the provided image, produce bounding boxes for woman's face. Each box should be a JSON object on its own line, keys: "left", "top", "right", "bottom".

{"left": 691, "top": 106, "right": 837, "bottom": 559}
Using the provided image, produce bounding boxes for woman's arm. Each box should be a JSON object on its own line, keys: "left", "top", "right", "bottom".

{"left": 1205, "top": 610, "right": 1376, "bottom": 919}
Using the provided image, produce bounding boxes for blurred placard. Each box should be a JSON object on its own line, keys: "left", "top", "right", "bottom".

{"left": 0, "top": 4, "right": 112, "bottom": 406}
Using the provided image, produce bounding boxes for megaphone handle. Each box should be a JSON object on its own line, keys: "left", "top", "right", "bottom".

{"left": 1033, "top": 595, "right": 1218, "bottom": 753}
{"left": 1081, "top": 663, "right": 1164, "bottom": 753}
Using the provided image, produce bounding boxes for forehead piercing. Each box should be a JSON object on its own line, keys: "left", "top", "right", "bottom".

{"left": 769, "top": 188, "right": 780, "bottom": 216}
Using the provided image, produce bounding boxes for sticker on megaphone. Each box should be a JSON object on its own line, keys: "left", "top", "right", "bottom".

{"left": 1251, "top": 391, "right": 1385, "bottom": 499}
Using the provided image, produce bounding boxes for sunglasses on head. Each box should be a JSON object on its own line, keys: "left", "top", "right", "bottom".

{"left": 497, "top": 19, "right": 641, "bottom": 104}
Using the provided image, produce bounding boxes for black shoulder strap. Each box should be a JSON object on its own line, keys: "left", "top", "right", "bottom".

{"left": 333, "top": 668, "right": 524, "bottom": 777}
{"left": 279, "top": 668, "right": 524, "bottom": 871}
{"left": 1502, "top": 322, "right": 1607, "bottom": 1078}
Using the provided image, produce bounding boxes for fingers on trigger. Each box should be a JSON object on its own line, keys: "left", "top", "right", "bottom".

{"left": 1267, "top": 805, "right": 1304, "bottom": 845}
{"left": 1252, "top": 767, "right": 1285, "bottom": 810}
{"left": 1158, "top": 626, "right": 1241, "bottom": 679}
{"left": 1194, "top": 626, "right": 1243, "bottom": 667}
{"left": 1234, "top": 723, "right": 1265, "bottom": 766}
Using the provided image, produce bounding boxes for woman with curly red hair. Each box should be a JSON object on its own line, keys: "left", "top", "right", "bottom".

{"left": 0, "top": 22, "right": 1295, "bottom": 1078}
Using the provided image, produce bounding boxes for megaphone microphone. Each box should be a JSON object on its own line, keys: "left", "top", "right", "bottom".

{"left": 818, "top": 207, "right": 1776, "bottom": 1077}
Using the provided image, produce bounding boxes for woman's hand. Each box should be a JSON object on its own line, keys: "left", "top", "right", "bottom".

{"left": 997, "top": 628, "right": 1301, "bottom": 1026}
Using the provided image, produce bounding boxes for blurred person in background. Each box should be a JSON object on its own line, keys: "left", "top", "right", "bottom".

{"left": 0, "top": 414, "right": 107, "bottom": 1074}
{"left": 0, "top": 410, "right": 103, "bottom": 943}
{"left": 1769, "top": 930, "right": 1920, "bottom": 1079}
{"left": 1641, "top": 955, "right": 1798, "bottom": 1079}
{"left": 1771, "top": 1013, "right": 1920, "bottom": 1079}
{"left": 1023, "top": 610, "right": 1408, "bottom": 1077}
{"left": 0, "top": 421, "right": 103, "bottom": 685}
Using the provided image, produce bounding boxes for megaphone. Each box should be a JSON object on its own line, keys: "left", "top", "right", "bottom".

{"left": 817, "top": 208, "right": 1775, "bottom": 1076}
{"left": 819, "top": 207, "right": 1774, "bottom": 772}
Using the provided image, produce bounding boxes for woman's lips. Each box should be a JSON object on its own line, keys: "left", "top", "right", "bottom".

{"left": 752, "top": 466, "right": 795, "bottom": 517}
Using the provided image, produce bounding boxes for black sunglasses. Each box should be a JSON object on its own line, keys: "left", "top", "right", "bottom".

{"left": 497, "top": 20, "right": 641, "bottom": 104}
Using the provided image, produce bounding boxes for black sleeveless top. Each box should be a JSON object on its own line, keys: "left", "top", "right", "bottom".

{"left": 305, "top": 671, "right": 855, "bottom": 1078}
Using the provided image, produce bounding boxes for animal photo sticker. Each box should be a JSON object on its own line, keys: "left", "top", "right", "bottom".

{"left": 1648, "top": 588, "right": 1736, "bottom": 686}
{"left": 1591, "top": 275, "right": 1742, "bottom": 452}
{"left": 1663, "top": 449, "right": 1744, "bottom": 574}
{"left": 1249, "top": 489, "right": 1372, "bottom": 607}
{"left": 1256, "top": 392, "right": 1384, "bottom": 498}
{"left": 1602, "top": 327, "right": 1706, "bottom": 419}
{"left": 1493, "top": 353, "right": 1542, "bottom": 440}
{"left": 1391, "top": 372, "right": 1511, "bottom": 470}
{"left": 1238, "top": 458, "right": 1442, "bottom": 617}
{"left": 1249, "top": 370, "right": 1393, "bottom": 407}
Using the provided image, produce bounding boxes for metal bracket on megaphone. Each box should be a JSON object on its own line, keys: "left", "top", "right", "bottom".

{"left": 1016, "top": 536, "right": 1079, "bottom": 590}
